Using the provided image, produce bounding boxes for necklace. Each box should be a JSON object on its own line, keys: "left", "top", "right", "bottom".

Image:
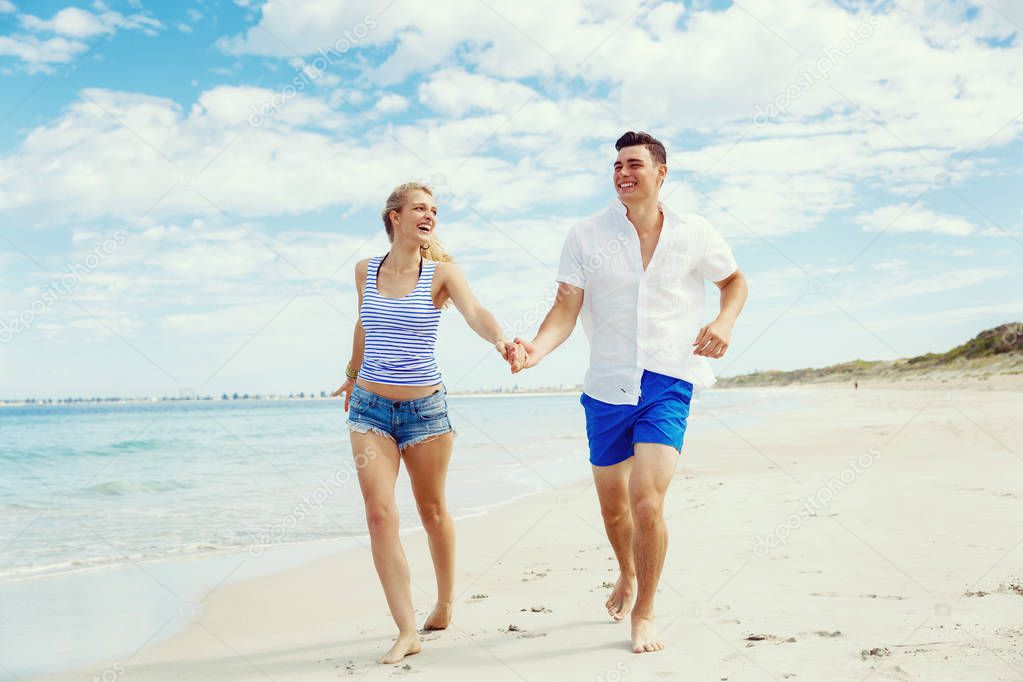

{"left": 377, "top": 251, "right": 423, "bottom": 280}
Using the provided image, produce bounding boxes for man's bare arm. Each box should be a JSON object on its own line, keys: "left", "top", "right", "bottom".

{"left": 693, "top": 269, "right": 748, "bottom": 358}
{"left": 512, "top": 282, "right": 584, "bottom": 372}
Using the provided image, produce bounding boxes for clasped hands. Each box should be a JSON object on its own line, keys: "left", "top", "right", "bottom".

{"left": 494, "top": 338, "right": 536, "bottom": 374}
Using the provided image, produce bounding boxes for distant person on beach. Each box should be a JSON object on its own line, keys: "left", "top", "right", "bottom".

{"left": 504, "top": 131, "right": 748, "bottom": 653}
{"left": 332, "top": 182, "right": 522, "bottom": 664}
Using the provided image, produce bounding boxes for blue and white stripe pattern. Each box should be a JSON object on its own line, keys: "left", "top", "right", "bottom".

{"left": 359, "top": 255, "right": 443, "bottom": 385}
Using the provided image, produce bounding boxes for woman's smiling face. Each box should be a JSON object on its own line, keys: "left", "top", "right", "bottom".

{"left": 390, "top": 189, "right": 437, "bottom": 246}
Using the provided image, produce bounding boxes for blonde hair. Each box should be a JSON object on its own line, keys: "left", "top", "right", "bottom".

{"left": 381, "top": 182, "right": 453, "bottom": 263}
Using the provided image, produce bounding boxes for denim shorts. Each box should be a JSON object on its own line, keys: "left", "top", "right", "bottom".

{"left": 580, "top": 370, "right": 692, "bottom": 467}
{"left": 346, "top": 384, "right": 454, "bottom": 450}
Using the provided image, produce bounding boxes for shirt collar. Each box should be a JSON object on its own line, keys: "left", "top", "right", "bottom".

{"left": 610, "top": 199, "right": 683, "bottom": 226}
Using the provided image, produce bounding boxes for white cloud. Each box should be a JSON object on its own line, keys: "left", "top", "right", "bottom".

{"left": 209, "top": 0, "right": 1023, "bottom": 243}
{"left": 20, "top": 6, "right": 162, "bottom": 38}
{"left": 4, "top": 0, "right": 1023, "bottom": 396}
{"left": 418, "top": 69, "right": 537, "bottom": 117}
{"left": 21, "top": 7, "right": 111, "bottom": 37}
{"left": 870, "top": 300, "right": 1023, "bottom": 329}
{"left": 855, "top": 203, "right": 977, "bottom": 235}
{"left": 0, "top": 84, "right": 623, "bottom": 224}
{"left": 0, "top": 1, "right": 15, "bottom": 13}
{"left": 820, "top": 266, "right": 1016, "bottom": 317}
{"left": 0, "top": 34, "right": 86, "bottom": 67}
{"left": 1, "top": 6, "right": 162, "bottom": 70}
{"left": 872, "top": 258, "right": 908, "bottom": 272}
{"left": 980, "top": 226, "right": 1023, "bottom": 239}
{"left": 216, "top": 0, "right": 1023, "bottom": 144}
{"left": 372, "top": 93, "right": 409, "bottom": 115}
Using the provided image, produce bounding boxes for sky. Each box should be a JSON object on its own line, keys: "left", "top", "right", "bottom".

{"left": 0, "top": 0, "right": 1021, "bottom": 400}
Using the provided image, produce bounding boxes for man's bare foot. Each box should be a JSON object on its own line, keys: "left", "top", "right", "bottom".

{"left": 378, "top": 631, "right": 421, "bottom": 664}
{"left": 631, "top": 615, "right": 664, "bottom": 653}
{"left": 605, "top": 574, "right": 636, "bottom": 621}
{"left": 422, "top": 601, "right": 452, "bottom": 631}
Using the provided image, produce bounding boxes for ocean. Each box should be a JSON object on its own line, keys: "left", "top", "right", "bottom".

{"left": 0, "top": 395, "right": 592, "bottom": 581}
{"left": 0, "top": 389, "right": 790, "bottom": 678}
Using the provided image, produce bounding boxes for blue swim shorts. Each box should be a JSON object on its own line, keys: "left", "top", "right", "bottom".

{"left": 347, "top": 384, "right": 454, "bottom": 450}
{"left": 580, "top": 370, "right": 693, "bottom": 467}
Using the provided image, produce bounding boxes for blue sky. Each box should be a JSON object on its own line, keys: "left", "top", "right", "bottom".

{"left": 1, "top": 0, "right": 1021, "bottom": 399}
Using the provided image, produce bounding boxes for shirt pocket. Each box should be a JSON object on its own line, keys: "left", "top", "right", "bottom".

{"left": 653, "top": 254, "right": 695, "bottom": 310}
{"left": 658, "top": 252, "right": 696, "bottom": 278}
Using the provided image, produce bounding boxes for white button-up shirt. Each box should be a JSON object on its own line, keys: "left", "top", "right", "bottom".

{"left": 556, "top": 201, "right": 738, "bottom": 405}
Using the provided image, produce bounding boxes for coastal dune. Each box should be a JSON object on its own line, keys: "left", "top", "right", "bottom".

{"left": 37, "top": 381, "right": 1023, "bottom": 681}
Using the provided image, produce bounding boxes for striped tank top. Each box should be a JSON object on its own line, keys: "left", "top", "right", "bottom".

{"left": 359, "top": 255, "right": 443, "bottom": 385}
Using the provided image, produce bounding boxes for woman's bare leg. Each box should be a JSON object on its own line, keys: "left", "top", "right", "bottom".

{"left": 402, "top": 432, "right": 455, "bottom": 630}
{"left": 352, "top": 431, "right": 421, "bottom": 663}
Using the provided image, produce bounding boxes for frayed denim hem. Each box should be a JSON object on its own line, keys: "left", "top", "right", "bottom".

{"left": 346, "top": 422, "right": 396, "bottom": 443}
{"left": 397, "top": 428, "right": 456, "bottom": 451}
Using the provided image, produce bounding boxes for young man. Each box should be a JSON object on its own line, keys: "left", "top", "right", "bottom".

{"left": 508, "top": 131, "right": 748, "bottom": 653}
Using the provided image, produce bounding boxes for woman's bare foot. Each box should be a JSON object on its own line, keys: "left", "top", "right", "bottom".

{"left": 378, "top": 631, "right": 422, "bottom": 664}
{"left": 422, "top": 601, "right": 452, "bottom": 631}
{"left": 605, "top": 574, "right": 636, "bottom": 621}
{"left": 631, "top": 615, "right": 664, "bottom": 653}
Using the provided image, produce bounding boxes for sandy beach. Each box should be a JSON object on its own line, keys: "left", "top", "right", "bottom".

{"left": 34, "top": 381, "right": 1023, "bottom": 681}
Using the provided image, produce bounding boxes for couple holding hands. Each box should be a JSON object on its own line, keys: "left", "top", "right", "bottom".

{"left": 332, "top": 131, "right": 748, "bottom": 663}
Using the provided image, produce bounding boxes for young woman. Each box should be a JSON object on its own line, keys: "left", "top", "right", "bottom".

{"left": 332, "top": 182, "right": 520, "bottom": 664}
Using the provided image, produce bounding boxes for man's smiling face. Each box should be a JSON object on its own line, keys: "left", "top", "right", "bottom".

{"left": 613, "top": 144, "right": 666, "bottom": 203}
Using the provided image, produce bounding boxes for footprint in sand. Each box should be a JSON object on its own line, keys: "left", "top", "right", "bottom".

{"left": 860, "top": 593, "right": 906, "bottom": 600}
{"left": 499, "top": 624, "right": 546, "bottom": 639}
{"left": 744, "top": 634, "right": 796, "bottom": 646}
{"left": 391, "top": 662, "right": 418, "bottom": 675}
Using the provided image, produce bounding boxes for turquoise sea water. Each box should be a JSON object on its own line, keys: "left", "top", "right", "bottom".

{"left": 0, "top": 395, "right": 592, "bottom": 581}
{"left": 0, "top": 389, "right": 794, "bottom": 679}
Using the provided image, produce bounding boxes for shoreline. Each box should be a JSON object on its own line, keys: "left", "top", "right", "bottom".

{"left": 26, "top": 382, "right": 1023, "bottom": 681}
{"left": 1, "top": 385, "right": 784, "bottom": 588}
{"left": 3, "top": 481, "right": 579, "bottom": 680}
{"left": 0, "top": 487, "right": 550, "bottom": 585}
{"left": 0, "top": 391, "right": 585, "bottom": 408}
{"left": 5, "top": 370, "right": 1020, "bottom": 409}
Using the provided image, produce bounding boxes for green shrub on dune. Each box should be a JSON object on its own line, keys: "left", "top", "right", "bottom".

{"left": 718, "top": 322, "right": 1023, "bottom": 387}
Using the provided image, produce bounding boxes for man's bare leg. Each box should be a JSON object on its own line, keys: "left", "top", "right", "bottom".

{"left": 628, "top": 442, "right": 678, "bottom": 653}
{"left": 592, "top": 457, "right": 637, "bottom": 621}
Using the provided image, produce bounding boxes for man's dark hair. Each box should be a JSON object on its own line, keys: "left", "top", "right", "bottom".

{"left": 615, "top": 131, "right": 666, "bottom": 166}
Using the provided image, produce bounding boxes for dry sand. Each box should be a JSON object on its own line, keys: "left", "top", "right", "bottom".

{"left": 36, "top": 382, "right": 1023, "bottom": 681}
